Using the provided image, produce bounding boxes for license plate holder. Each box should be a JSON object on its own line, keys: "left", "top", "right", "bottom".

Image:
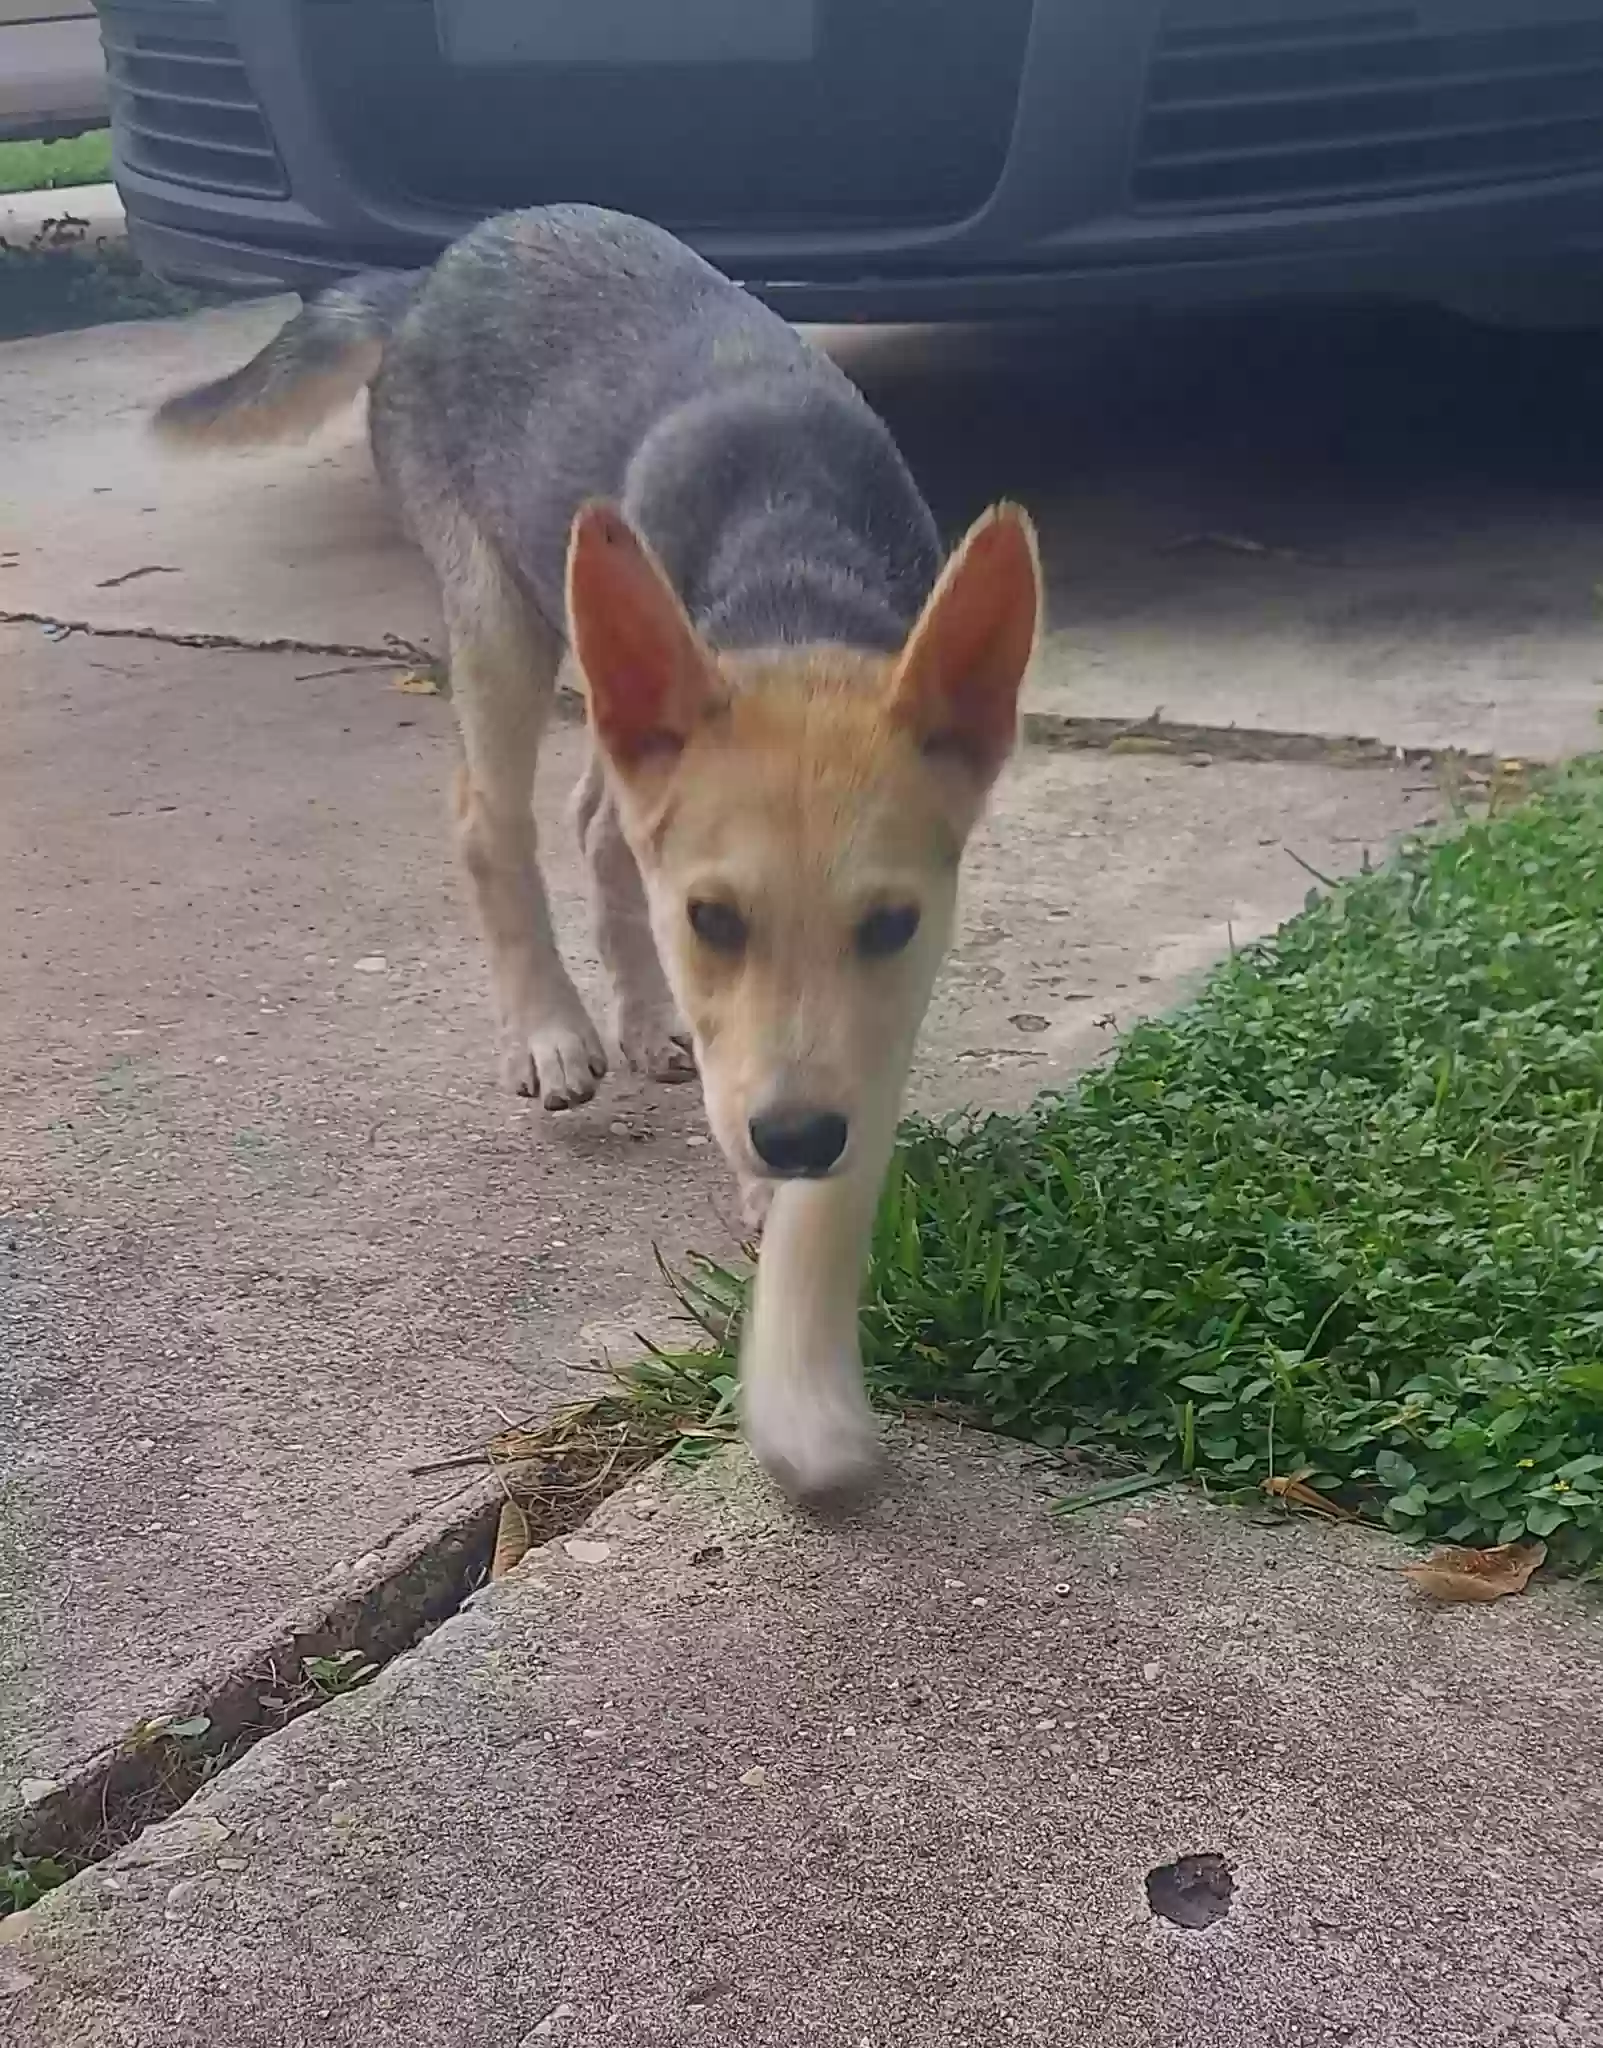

{"left": 435, "top": 0, "right": 816, "bottom": 67}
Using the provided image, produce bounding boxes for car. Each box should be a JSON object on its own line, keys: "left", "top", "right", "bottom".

{"left": 0, "top": 0, "right": 106, "bottom": 143}
{"left": 97, "top": 0, "right": 1603, "bottom": 325}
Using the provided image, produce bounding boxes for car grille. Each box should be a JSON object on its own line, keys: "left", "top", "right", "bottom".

{"left": 1134, "top": 3, "right": 1603, "bottom": 213}
{"left": 100, "top": 2, "right": 288, "bottom": 198}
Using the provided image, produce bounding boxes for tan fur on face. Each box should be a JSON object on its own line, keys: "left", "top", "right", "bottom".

{"left": 628, "top": 651, "right": 971, "bottom": 1175}
{"left": 566, "top": 498, "right": 1041, "bottom": 1189}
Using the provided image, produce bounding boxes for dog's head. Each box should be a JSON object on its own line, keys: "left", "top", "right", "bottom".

{"left": 567, "top": 500, "right": 1040, "bottom": 1185}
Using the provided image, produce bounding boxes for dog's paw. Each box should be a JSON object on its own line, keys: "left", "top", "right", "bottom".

{"left": 743, "top": 1377, "right": 883, "bottom": 1505}
{"left": 738, "top": 1176, "right": 774, "bottom": 1239}
{"left": 618, "top": 1015, "right": 697, "bottom": 1085}
{"left": 504, "top": 1012, "right": 609, "bottom": 1110}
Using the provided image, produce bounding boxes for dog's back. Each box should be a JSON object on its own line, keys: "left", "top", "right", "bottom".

{"left": 378, "top": 208, "right": 941, "bottom": 649}
{"left": 161, "top": 205, "right": 941, "bottom": 651}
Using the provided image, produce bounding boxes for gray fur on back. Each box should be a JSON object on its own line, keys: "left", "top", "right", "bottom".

{"left": 366, "top": 206, "right": 942, "bottom": 652}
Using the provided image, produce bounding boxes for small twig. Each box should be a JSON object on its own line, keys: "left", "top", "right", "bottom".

{"left": 94, "top": 565, "right": 178, "bottom": 590}
{"left": 1161, "top": 529, "right": 1306, "bottom": 562}
{"left": 293, "top": 661, "right": 396, "bottom": 682}
{"left": 407, "top": 1450, "right": 491, "bottom": 1478}
{"left": 1284, "top": 846, "right": 1338, "bottom": 889}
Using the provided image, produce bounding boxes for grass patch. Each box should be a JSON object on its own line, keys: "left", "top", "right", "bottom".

{"left": 663, "top": 766, "right": 1603, "bottom": 1570}
{"left": 0, "top": 241, "right": 225, "bottom": 340}
{"left": 2, "top": 1856, "right": 69, "bottom": 1915}
{"left": 0, "top": 130, "right": 113, "bottom": 194}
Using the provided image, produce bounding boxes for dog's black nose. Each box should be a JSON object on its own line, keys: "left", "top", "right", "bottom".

{"left": 748, "top": 1108, "right": 849, "bottom": 1177}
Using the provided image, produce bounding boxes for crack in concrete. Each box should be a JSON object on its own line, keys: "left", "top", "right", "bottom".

{"left": 0, "top": 606, "right": 434, "bottom": 667}
{"left": 1020, "top": 708, "right": 1499, "bottom": 775}
{"left": 2, "top": 606, "right": 1504, "bottom": 775}
{"left": 0, "top": 1419, "right": 661, "bottom": 1913}
{"left": 0, "top": 1472, "right": 504, "bottom": 1903}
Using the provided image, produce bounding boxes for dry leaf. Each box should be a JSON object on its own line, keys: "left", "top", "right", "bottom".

{"left": 1399, "top": 1539, "right": 1547, "bottom": 1603}
{"left": 394, "top": 669, "right": 440, "bottom": 695}
{"left": 490, "top": 1498, "right": 531, "bottom": 1581}
{"left": 1261, "top": 1473, "right": 1356, "bottom": 1520}
{"left": 1487, "top": 757, "right": 1532, "bottom": 817}
{"left": 1107, "top": 734, "right": 1176, "bottom": 756}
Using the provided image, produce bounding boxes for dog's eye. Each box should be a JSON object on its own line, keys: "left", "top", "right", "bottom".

{"left": 855, "top": 904, "right": 921, "bottom": 959}
{"left": 688, "top": 898, "right": 748, "bottom": 954}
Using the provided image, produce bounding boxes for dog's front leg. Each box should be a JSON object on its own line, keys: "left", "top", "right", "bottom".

{"left": 739, "top": 1128, "right": 893, "bottom": 1502}
{"left": 454, "top": 765, "right": 607, "bottom": 1108}
{"left": 437, "top": 526, "right": 609, "bottom": 1109}
{"left": 572, "top": 750, "right": 696, "bottom": 1084}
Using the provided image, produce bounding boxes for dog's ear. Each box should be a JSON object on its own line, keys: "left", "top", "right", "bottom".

{"left": 567, "top": 502, "right": 724, "bottom": 773}
{"left": 888, "top": 502, "right": 1040, "bottom": 784}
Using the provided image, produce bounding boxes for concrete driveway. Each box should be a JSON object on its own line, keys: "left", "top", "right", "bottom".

{"left": 18, "top": 1427, "right": 1603, "bottom": 2048}
{"left": 2, "top": 293, "right": 1601, "bottom": 1797}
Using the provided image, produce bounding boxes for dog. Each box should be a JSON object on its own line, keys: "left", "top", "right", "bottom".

{"left": 154, "top": 204, "right": 1040, "bottom": 1499}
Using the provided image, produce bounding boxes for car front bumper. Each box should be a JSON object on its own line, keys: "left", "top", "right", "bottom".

{"left": 102, "top": 0, "right": 1603, "bottom": 319}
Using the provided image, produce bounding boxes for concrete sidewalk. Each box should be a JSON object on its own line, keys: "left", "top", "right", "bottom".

{"left": 1, "top": 618, "right": 1430, "bottom": 1791}
{"left": 7, "top": 1426, "right": 1600, "bottom": 2047}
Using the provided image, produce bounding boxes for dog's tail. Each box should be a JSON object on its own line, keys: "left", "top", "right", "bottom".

{"left": 152, "top": 269, "right": 424, "bottom": 449}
